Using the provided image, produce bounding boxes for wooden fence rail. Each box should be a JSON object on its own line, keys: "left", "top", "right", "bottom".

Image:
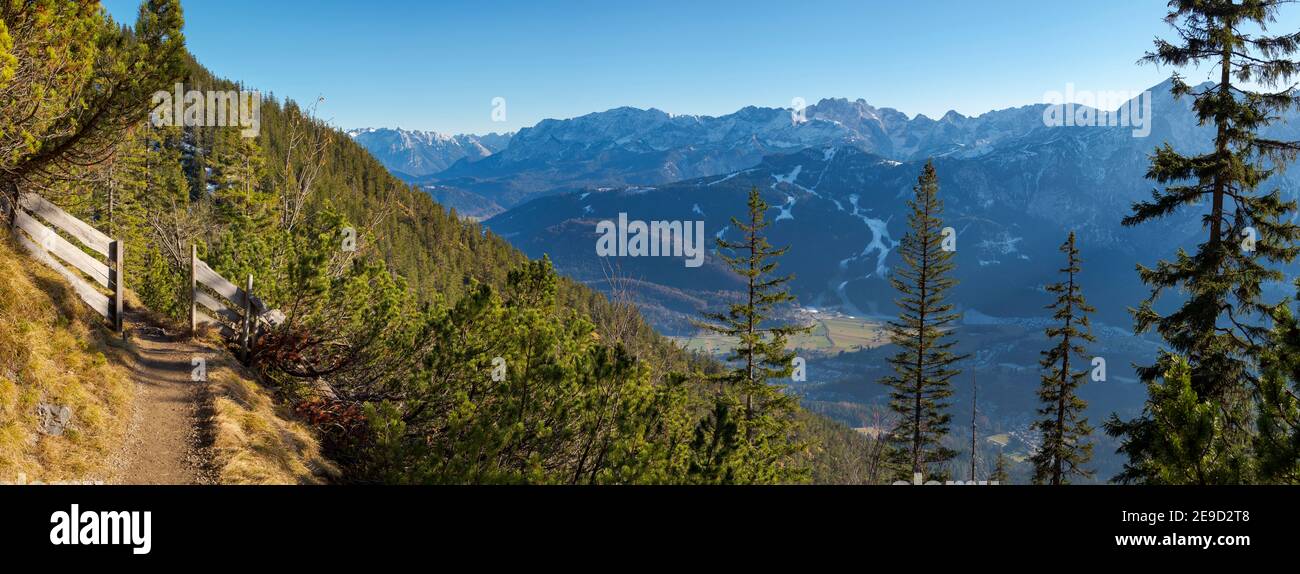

{"left": 2, "top": 191, "right": 284, "bottom": 366}
{"left": 1, "top": 192, "right": 124, "bottom": 331}
{"left": 190, "top": 245, "right": 285, "bottom": 363}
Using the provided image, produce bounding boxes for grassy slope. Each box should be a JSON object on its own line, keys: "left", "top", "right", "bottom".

{"left": 0, "top": 233, "right": 334, "bottom": 484}
{"left": 0, "top": 236, "right": 132, "bottom": 483}
{"left": 208, "top": 365, "right": 339, "bottom": 485}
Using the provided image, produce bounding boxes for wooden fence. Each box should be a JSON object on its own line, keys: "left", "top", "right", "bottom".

{"left": 1, "top": 191, "right": 125, "bottom": 331}
{"left": 190, "top": 245, "right": 285, "bottom": 362}
{"left": 2, "top": 191, "right": 284, "bottom": 365}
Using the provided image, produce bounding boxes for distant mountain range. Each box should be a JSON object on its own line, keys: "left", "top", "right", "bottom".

{"left": 353, "top": 82, "right": 1300, "bottom": 329}
{"left": 476, "top": 79, "right": 1288, "bottom": 317}
{"left": 346, "top": 127, "right": 512, "bottom": 179}
{"left": 349, "top": 80, "right": 1300, "bottom": 465}
{"left": 351, "top": 96, "right": 1072, "bottom": 219}
{"left": 351, "top": 81, "right": 1300, "bottom": 326}
{"left": 479, "top": 80, "right": 1300, "bottom": 393}
{"left": 347, "top": 80, "right": 1300, "bottom": 353}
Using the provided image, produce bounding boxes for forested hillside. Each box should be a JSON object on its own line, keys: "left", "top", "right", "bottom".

{"left": 0, "top": 1, "right": 876, "bottom": 484}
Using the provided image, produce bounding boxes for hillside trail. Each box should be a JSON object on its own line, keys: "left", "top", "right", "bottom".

{"left": 107, "top": 310, "right": 217, "bottom": 485}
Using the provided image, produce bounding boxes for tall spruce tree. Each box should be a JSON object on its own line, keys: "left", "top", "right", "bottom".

{"left": 694, "top": 186, "right": 811, "bottom": 483}
{"left": 880, "top": 160, "right": 965, "bottom": 481}
{"left": 991, "top": 450, "right": 1011, "bottom": 484}
{"left": 1106, "top": 0, "right": 1300, "bottom": 484}
{"left": 1032, "top": 232, "right": 1095, "bottom": 485}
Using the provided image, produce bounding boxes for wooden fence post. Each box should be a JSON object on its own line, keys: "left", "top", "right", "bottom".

{"left": 242, "top": 274, "right": 254, "bottom": 365}
{"left": 109, "top": 240, "right": 124, "bottom": 332}
{"left": 190, "top": 245, "right": 197, "bottom": 338}
{"left": 3, "top": 181, "right": 16, "bottom": 227}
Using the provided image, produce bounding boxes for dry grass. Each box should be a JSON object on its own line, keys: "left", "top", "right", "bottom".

{"left": 0, "top": 231, "right": 336, "bottom": 485}
{"left": 0, "top": 236, "right": 133, "bottom": 483}
{"left": 208, "top": 367, "right": 338, "bottom": 485}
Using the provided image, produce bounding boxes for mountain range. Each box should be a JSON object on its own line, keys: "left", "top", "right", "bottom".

{"left": 348, "top": 79, "right": 1300, "bottom": 323}
{"left": 350, "top": 81, "right": 1300, "bottom": 474}
{"left": 346, "top": 127, "right": 512, "bottom": 179}
{"left": 350, "top": 80, "right": 1300, "bottom": 335}
{"left": 352, "top": 96, "right": 1080, "bottom": 218}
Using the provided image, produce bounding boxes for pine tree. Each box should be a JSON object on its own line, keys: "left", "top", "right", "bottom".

{"left": 99, "top": 127, "right": 192, "bottom": 319}
{"left": 1107, "top": 0, "right": 1300, "bottom": 484}
{"left": 0, "top": 0, "right": 185, "bottom": 192}
{"left": 880, "top": 160, "right": 965, "bottom": 481}
{"left": 693, "top": 186, "right": 812, "bottom": 483}
{"left": 991, "top": 450, "right": 1011, "bottom": 484}
{"left": 1113, "top": 356, "right": 1247, "bottom": 484}
{"left": 1032, "top": 232, "right": 1095, "bottom": 485}
{"left": 969, "top": 374, "right": 979, "bottom": 481}
{"left": 1255, "top": 284, "right": 1300, "bottom": 483}
{"left": 210, "top": 125, "right": 272, "bottom": 223}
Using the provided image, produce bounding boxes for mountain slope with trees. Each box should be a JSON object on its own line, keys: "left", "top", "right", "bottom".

{"left": 0, "top": 0, "right": 875, "bottom": 484}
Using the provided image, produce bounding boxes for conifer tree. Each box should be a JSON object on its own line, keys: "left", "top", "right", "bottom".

{"left": 210, "top": 126, "right": 271, "bottom": 222}
{"left": 1255, "top": 284, "right": 1300, "bottom": 483}
{"left": 99, "top": 127, "right": 193, "bottom": 319}
{"left": 1113, "top": 356, "right": 1248, "bottom": 483}
{"left": 0, "top": 0, "right": 185, "bottom": 194}
{"left": 991, "top": 450, "right": 1011, "bottom": 484}
{"left": 694, "top": 187, "right": 812, "bottom": 483}
{"left": 1107, "top": 0, "right": 1300, "bottom": 484}
{"left": 969, "top": 373, "right": 979, "bottom": 481}
{"left": 880, "top": 160, "right": 965, "bottom": 481}
{"left": 1032, "top": 232, "right": 1095, "bottom": 485}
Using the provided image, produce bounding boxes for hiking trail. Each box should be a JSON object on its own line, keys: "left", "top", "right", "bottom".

{"left": 108, "top": 312, "right": 216, "bottom": 485}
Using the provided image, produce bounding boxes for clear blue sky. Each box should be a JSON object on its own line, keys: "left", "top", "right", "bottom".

{"left": 104, "top": 0, "right": 1300, "bottom": 136}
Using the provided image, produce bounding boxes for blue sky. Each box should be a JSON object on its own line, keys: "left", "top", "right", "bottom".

{"left": 104, "top": 0, "right": 1300, "bottom": 136}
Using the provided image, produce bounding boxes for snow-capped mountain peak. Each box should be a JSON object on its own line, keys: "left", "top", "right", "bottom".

{"left": 346, "top": 127, "right": 513, "bottom": 178}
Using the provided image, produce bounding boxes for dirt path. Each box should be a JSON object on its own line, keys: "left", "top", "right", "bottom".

{"left": 109, "top": 314, "right": 216, "bottom": 485}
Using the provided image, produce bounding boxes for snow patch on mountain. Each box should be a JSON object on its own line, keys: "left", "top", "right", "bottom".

{"left": 707, "top": 171, "right": 746, "bottom": 186}
{"left": 979, "top": 232, "right": 1025, "bottom": 256}
{"left": 844, "top": 194, "right": 897, "bottom": 277}
{"left": 772, "top": 165, "right": 803, "bottom": 186}
{"left": 775, "top": 196, "right": 796, "bottom": 221}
